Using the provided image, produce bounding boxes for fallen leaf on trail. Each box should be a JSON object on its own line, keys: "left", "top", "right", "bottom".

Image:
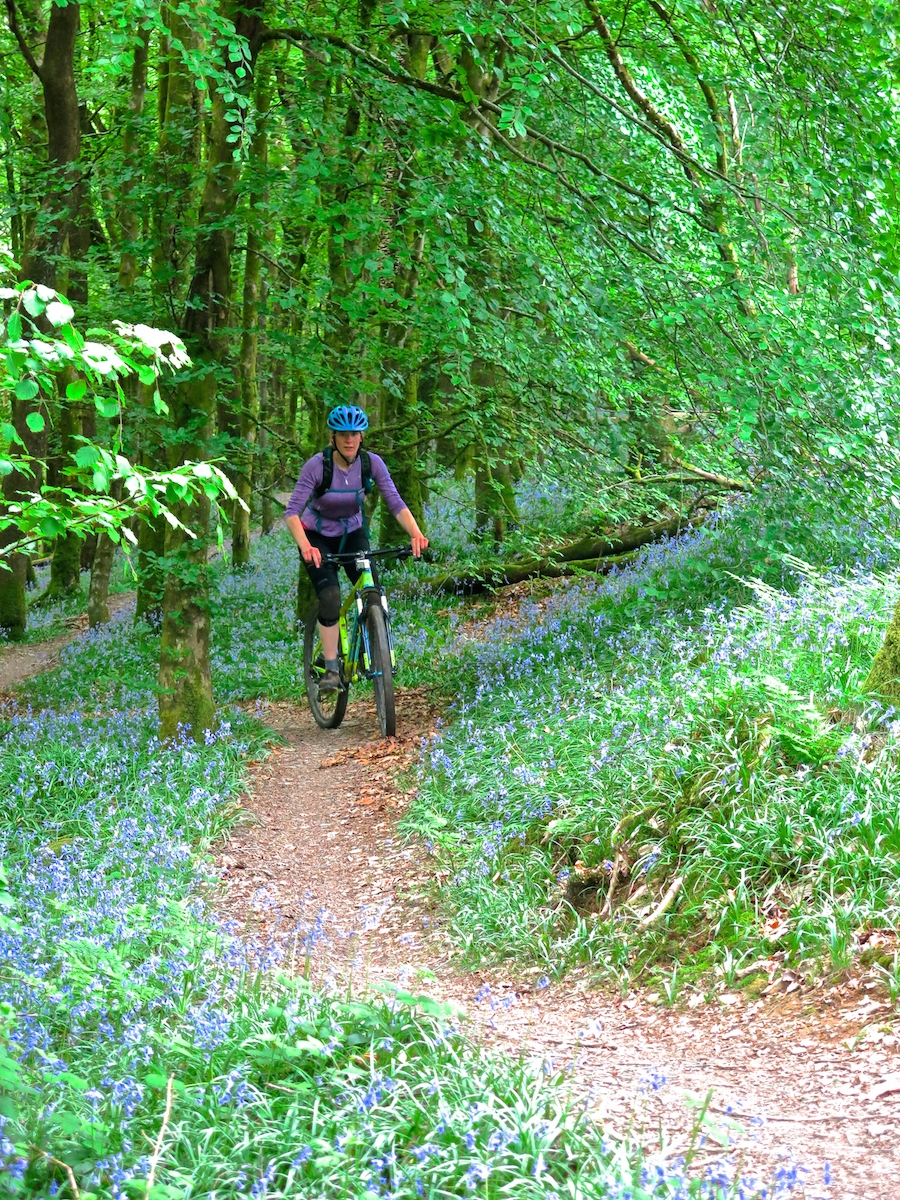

{"left": 869, "top": 1073, "right": 900, "bottom": 1100}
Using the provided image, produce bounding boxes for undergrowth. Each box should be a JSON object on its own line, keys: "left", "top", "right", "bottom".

{"left": 1, "top": 531, "right": 752, "bottom": 1199}
{"left": 410, "top": 518, "right": 900, "bottom": 994}
{"left": 4, "top": 475, "right": 897, "bottom": 1195}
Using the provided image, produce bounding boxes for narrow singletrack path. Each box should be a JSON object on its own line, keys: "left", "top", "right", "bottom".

{"left": 0, "top": 592, "right": 135, "bottom": 693}
{"left": 217, "top": 694, "right": 900, "bottom": 1200}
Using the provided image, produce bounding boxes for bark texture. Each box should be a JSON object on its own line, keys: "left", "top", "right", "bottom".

{"left": 87, "top": 533, "right": 116, "bottom": 627}
{"left": 0, "top": 1, "right": 84, "bottom": 636}
{"left": 158, "top": 0, "right": 265, "bottom": 741}
{"left": 232, "top": 79, "right": 269, "bottom": 569}
{"left": 863, "top": 598, "right": 900, "bottom": 708}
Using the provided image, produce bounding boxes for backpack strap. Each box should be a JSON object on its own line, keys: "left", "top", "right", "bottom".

{"left": 313, "top": 446, "right": 334, "bottom": 500}
{"left": 359, "top": 448, "right": 374, "bottom": 496}
{"left": 313, "top": 445, "right": 374, "bottom": 498}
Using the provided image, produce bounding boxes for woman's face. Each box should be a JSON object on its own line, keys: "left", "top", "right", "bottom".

{"left": 333, "top": 430, "right": 363, "bottom": 461}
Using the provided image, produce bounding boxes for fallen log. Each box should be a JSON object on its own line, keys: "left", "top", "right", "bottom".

{"left": 404, "top": 512, "right": 706, "bottom": 595}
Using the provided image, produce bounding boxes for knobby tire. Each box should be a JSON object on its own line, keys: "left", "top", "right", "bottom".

{"left": 366, "top": 601, "right": 395, "bottom": 738}
{"left": 303, "top": 602, "right": 348, "bottom": 730}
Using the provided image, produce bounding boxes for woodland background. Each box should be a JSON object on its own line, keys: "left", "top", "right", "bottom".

{"left": 4, "top": 0, "right": 900, "bottom": 733}
{"left": 5, "top": 5, "right": 900, "bottom": 1198}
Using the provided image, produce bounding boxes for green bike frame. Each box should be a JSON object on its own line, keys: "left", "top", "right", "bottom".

{"left": 337, "top": 556, "right": 397, "bottom": 683}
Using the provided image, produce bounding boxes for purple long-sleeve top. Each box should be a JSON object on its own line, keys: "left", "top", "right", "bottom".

{"left": 285, "top": 451, "right": 406, "bottom": 537}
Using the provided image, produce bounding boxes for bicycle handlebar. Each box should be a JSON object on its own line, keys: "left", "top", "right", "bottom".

{"left": 317, "top": 546, "right": 415, "bottom": 565}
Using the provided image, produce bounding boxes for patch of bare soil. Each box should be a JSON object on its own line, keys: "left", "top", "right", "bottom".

{"left": 0, "top": 592, "right": 135, "bottom": 693}
{"left": 217, "top": 692, "right": 900, "bottom": 1200}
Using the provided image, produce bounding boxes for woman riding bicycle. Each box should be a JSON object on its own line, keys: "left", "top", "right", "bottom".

{"left": 285, "top": 405, "right": 428, "bottom": 693}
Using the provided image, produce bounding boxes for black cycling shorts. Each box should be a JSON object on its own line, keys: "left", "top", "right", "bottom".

{"left": 301, "top": 527, "right": 369, "bottom": 625}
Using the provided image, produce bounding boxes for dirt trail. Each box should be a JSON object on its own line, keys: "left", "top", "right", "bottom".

{"left": 217, "top": 695, "right": 900, "bottom": 1200}
{"left": 0, "top": 592, "right": 135, "bottom": 693}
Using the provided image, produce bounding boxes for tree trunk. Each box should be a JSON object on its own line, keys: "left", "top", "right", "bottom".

{"left": 231, "top": 224, "right": 261, "bottom": 568}
{"left": 158, "top": 0, "right": 265, "bottom": 741}
{"left": 232, "top": 80, "right": 268, "bottom": 569}
{"left": 116, "top": 27, "right": 151, "bottom": 292}
{"left": 150, "top": 4, "right": 201, "bottom": 320}
{"left": 406, "top": 513, "right": 706, "bottom": 595}
{"left": 87, "top": 535, "right": 115, "bottom": 627}
{"left": 135, "top": 513, "right": 167, "bottom": 625}
{"left": 864, "top": 598, "right": 900, "bottom": 708}
{"left": 87, "top": 481, "right": 123, "bottom": 627}
{"left": 474, "top": 453, "right": 518, "bottom": 545}
{"left": 0, "top": 1, "right": 84, "bottom": 636}
{"left": 18, "top": 2, "right": 85, "bottom": 291}
{"left": 45, "top": 393, "right": 84, "bottom": 600}
{"left": 378, "top": 32, "right": 430, "bottom": 548}
{"left": 453, "top": 34, "right": 519, "bottom": 543}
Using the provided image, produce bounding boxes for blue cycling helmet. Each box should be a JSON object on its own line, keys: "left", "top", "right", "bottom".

{"left": 326, "top": 405, "right": 369, "bottom": 432}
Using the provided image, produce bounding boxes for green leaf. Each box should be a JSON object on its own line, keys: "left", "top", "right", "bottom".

{"left": 94, "top": 395, "right": 119, "bottom": 419}
{"left": 62, "top": 323, "right": 84, "bottom": 352}
{"left": 14, "top": 379, "right": 38, "bottom": 401}
{"left": 2, "top": 423, "right": 23, "bottom": 447}
{"left": 49, "top": 1112, "right": 85, "bottom": 1135}
{"left": 74, "top": 445, "right": 101, "bottom": 469}
{"left": 6, "top": 312, "right": 22, "bottom": 342}
{"left": 22, "top": 290, "right": 45, "bottom": 318}
{"left": 92, "top": 464, "right": 112, "bottom": 491}
{"left": 39, "top": 516, "right": 64, "bottom": 537}
{"left": 136, "top": 364, "right": 157, "bottom": 385}
{"left": 66, "top": 379, "right": 88, "bottom": 401}
{"left": 57, "top": 1071, "right": 90, "bottom": 1091}
{"left": 45, "top": 300, "right": 75, "bottom": 327}
{"left": 25, "top": 411, "right": 45, "bottom": 433}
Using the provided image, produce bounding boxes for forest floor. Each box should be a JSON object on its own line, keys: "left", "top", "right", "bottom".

{"left": 0, "top": 590, "right": 135, "bottom": 692}
{"left": 215, "top": 696, "right": 900, "bottom": 1200}
{"left": 4, "top": 598, "right": 899, "bottom": 1200}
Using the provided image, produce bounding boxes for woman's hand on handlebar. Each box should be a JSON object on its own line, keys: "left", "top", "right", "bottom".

{"left": 301, "top": 541, "right": 322, "bottom": 568}
{"left": 410, "top": 533, "right": 429, "bottom": 559}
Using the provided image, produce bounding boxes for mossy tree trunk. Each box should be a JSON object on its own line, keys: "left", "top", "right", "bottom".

{"left": 135, "top": 513, "right": 167, "bottom": 625}
{"left": 232, "top": 76, "right": 268, "bottom": 570}
{"left": 1, "top": 1, "right": 85, "bottom": 637}
{"left": 87, "top": 535, "right": 115, "bottom": 628}
{"left": 863, "top": 598, "right": 900, "bottom": 708}
{"left": 46, "top": 392, "right": 84, "bottom": 601}
{"left": 87, "top": 480, "right": 123, "bottom": 628}
{"left": 158, "top": 0, "right": 265, "bottom": 742}
{"left": 474, "top": 450, "right": 518, "bottom": 545}
{"left": 377, "top": 32, "right": 430, "bottom": 549}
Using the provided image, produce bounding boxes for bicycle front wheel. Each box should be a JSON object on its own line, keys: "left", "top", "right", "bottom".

{"left": 366, "top": 601, "right": 395, "bottom": 737}
{"left": 303, "top": 603, "right": 349, "bottom": 730}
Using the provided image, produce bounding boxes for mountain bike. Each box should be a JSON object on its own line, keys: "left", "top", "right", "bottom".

{"left": 303, "top": 546, "right": 412, "bottom": 737}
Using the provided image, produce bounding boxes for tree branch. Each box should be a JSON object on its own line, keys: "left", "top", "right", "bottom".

{"left": 646, "top": 0, "right": 729, "bottom": 177}
{"left": 667, "top": 455, "right": 753, "bottom": 492}
{"left": 584, "top": 0, "right": 697, "bottom": 183}
{"left": 261, "top": 25, "right": 659, "bottom": 213}
{"left": 4, "top": 0, "right": 42, "bottom": 80}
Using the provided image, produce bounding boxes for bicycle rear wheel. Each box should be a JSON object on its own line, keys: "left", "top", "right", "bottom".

{"left": 303, "top": 603, "right": 349, "bottom": 730}
{"left": 366, "top": 601, "right": 395, "bottom": 737}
